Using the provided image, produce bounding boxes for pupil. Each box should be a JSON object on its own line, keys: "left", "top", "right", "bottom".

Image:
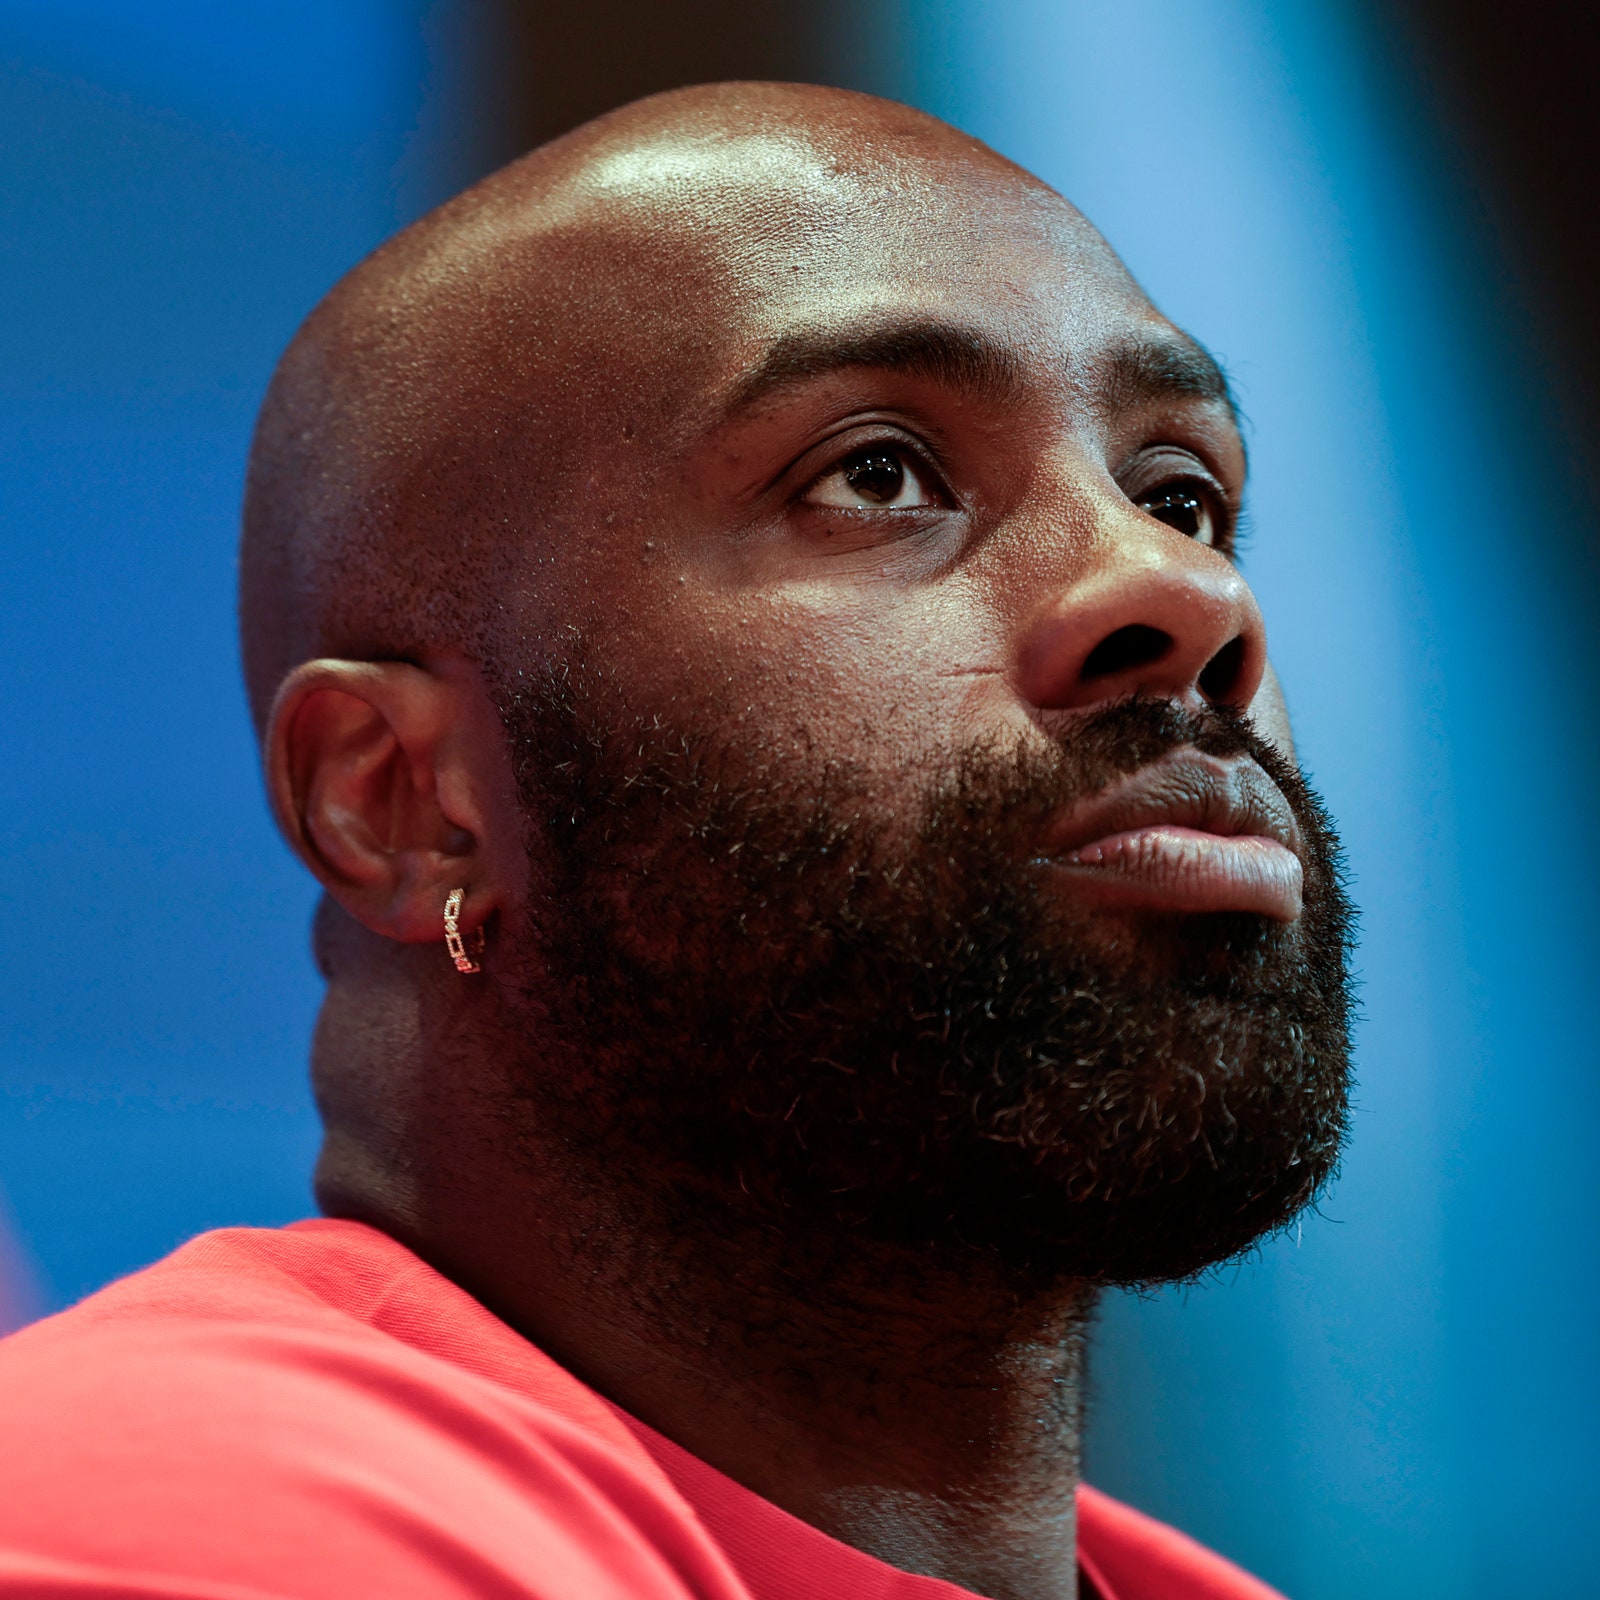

{"left": 1146, "top": 488, "right": 1204, "bottom": 537}
{"left": 843, "top": 449, "right": 905, "bottom": 504}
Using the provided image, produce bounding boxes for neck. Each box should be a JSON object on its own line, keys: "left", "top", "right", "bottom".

{"left": 313, "top": 980, "right": 1092, "bottom": 1600}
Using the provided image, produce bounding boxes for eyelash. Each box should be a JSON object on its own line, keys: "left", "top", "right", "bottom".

{"left": 790, "top": 431, "right": 1242, "bottom": 560}
{"left": 1129, "top": 464, "right": 1241, "bottom": 557}
{"left": 798, "top": 433, "right": 950, "bottom": 505}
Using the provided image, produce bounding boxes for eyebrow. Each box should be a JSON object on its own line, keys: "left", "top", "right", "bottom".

{"left": 723, "top": 318, "right": 1026, "bottom": 418}
{"left": 721, "top": 315, "right": 1242, "bottom": 432}
{"left": 1092, "top": 335, "right": 1242, "bottom": 428}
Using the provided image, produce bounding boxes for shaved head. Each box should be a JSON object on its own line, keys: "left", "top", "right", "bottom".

{"left": 243, "top": 82, "right": 1352, "bottom": 1591}
{"left": 240, "top": 82, "right": 1125, "bottom": 727}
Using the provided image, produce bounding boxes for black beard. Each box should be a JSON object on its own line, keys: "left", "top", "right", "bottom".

{"left": 495, "top": 668, "right": 1355, "bottom": 1289}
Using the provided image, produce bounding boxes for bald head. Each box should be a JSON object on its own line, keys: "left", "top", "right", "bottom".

{"left": 249, "top": 73, "right": 1349, "bottom": 1322}
{"left": 239, "top": 81, "right": 1122, "bottom": 730}
{"left": 236, "top": 86, "right": 1352, "bottom": 1589}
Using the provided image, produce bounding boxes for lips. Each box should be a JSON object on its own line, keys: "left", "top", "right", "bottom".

{"left": 1038, "top": 753, "right": 1304, "bottom": 921}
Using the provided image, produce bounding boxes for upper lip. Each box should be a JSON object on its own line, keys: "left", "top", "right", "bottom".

{"left": 1043, "top": 752, "right": 1301, "bottom": 858}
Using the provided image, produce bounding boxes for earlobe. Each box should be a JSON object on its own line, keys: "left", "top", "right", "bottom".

{"left": 265, "top": 658, "right": 497, "bottom": 944}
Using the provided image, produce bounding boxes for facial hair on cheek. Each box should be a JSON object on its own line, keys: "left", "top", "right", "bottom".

{"left": 498, "top": 677, "right": 1356, "bottom": 1289}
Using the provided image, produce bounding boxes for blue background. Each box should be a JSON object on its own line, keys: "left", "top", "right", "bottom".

{"left": 2, "top": 4, "right": 1595, "bottom": 1595}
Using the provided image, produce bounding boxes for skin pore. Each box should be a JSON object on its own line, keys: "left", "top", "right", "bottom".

{"left": 245, "top": 84, "right": 1351, "bottom": 1600}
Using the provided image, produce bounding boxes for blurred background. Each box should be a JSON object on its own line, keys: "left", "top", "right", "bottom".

{"left": 2, "top": 2, "right": 1596, "bottom": 1594}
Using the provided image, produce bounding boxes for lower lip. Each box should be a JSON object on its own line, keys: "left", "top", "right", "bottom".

{"left": 1046, "top": 825, "right": 1303, "bottom": 920}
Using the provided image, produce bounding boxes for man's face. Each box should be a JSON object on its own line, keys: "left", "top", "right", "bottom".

{"left": 485, "top": 129, "right": 1352, "bottom": 1285}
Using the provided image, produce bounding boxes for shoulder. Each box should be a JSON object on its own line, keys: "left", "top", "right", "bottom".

{"left": 1078, "top": 1485, "right": 1287, "bottom": 1600}
{"left": 0, "top": 1224, "right": 748, "bottom": 1600}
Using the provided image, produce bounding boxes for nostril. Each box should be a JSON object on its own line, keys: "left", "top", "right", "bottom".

{"left": 1198, "top": 635, "right": 1247, "bottom": 704}
{"left": 1080, "top": 624, "right": 1172, "bottom": 683}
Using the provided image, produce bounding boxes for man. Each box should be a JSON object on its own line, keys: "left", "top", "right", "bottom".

{"left": 0, "top": 83, "right": 1352, "bottom": 1599}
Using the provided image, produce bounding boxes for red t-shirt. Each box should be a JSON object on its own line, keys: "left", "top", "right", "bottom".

{"left": 0, "top": 1220, "right": 1282, "bottom": 1599}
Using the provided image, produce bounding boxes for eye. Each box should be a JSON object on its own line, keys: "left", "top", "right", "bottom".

{"left": 803, "top": 445, "right": 941, "bottom": 510}
{"left": 1137, "top": 481, "right": 1219, "bottom": 545}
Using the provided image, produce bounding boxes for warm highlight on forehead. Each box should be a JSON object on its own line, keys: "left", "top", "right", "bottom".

{"left": 237, "top": 82, "right": 1091, "bottom": 731}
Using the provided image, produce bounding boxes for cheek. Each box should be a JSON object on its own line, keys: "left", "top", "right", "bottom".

{"left": 1249, "top": 661, "right": 1297, "bottom": 764}
{"left": 635, "top": 582, "right": 1000, "bottom": 784}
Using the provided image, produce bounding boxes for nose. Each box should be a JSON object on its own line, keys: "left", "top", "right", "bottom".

{"left": 1014, "top": 513, "right": 1267, "bottom": 715}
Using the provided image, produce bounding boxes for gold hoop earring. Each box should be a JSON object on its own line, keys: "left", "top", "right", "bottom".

{"left": 443, "top": 888, "right": 484, "bottom": 975}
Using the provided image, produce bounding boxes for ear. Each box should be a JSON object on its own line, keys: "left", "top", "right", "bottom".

{"left": 265, "top": 657, "right": 515, "bottom": 944}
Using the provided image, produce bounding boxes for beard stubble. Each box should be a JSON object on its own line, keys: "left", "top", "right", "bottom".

{"left": 493, "top": 669, "right": 1355, "bottom": 1290}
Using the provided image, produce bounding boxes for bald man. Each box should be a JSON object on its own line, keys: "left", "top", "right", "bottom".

{"left": 0, "top": 85, "right": 1351, "bottom": 1600}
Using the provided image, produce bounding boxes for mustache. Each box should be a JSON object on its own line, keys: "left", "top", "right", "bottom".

{"left": 502, "top": 657, "right": 1326, "bottom": 930}
{"left": 926, "top": 696, "right": 1282, "bottom": 840}
{"left": 1030, "top": 695, "right": 1264, "bottom": 786}
{"left": 515, "top": 675, "right": 1302, "bottom": 874}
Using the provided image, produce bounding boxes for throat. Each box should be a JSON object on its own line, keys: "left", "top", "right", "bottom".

{"left": 642, "top": 1239, "right": 1094, "bottom": 1600}
{"left": 314, "top": 993, "right": 1096, "bottom": 1600}
{"left": 401, "top": 1120, "right": 1094, "bottom": 1599}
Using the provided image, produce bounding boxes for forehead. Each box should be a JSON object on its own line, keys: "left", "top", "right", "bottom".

{"left": 541, "top": 129, "right": 1170, "bottom": 409}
